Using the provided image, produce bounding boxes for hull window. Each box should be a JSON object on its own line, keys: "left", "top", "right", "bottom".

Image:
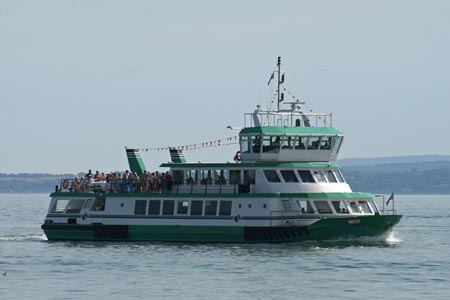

{"left": 162, "top": 200, "right": 175, "bottom": 215}
{"left": 280, "top": 170, "right": 299, "bottom": 183}
{"left": 219, "top": 201, "right": 232, "bottom": 216}
{"left": 297, "top": 200, "right": 315, "bottom": 214}
{"left": 134, "top": 200, "right": 147, "bottom": 215}
{"left": 332, "top": 200, "right": 349, "bottom": 214}
{"left": 297, "top": 170, "right": 315, "bottom": 183}
{"left": 315, "top": 201, "right": 332, "bottom": 214}
{"left": 191, "top": 200, "right": 203, "bottom": 215}
{"left": 148, "top": 200, "right": 161, "bottom": 215}
{"left": 358, "top": 201, "right": 373, "bottom": 214}
{"left": 205, "top": 200, "right": 218, "bottom": 216}
{"left": 326, "top": 170, "right": 337, "bottom": 183}
{"left": 91, "top": 197, "right": 106, "bottom": 211}
{"left": 177, "top": 200, "right": 189, "bottom": 215}
{"left": 263, "top": 170, "right": 281, "bottom": 183}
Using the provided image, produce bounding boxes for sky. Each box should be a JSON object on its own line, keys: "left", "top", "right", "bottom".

{"left": 1, "top": 0, "right": 449, "bottom": 174}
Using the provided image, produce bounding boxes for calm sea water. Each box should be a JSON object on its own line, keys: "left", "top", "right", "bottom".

{"left": 0, "top": 194, "right": 449, "bottom": 300}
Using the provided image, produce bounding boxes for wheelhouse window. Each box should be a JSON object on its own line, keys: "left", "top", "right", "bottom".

{"left": 219, "top": 201, "right": 232, "bottom": 216}
{"left": 240, "top": 135, "right": 251, "bottom": 153}
{"left": 281, "top": 136, "right": 294, "bottom": 150}
{"left": 263, "top": 170, "right": 281, "bottom": 183}
{"left": 205, "top": 200, "right": 218, "bottom": 216}
{"left": 135, "top": 200, "right": 147, "bottom": 215}
{"left": 332, "top": 201, "right": 349, "bottom": 214}
{"left": 51, "top": 199, "right": 70, "bottom": 213}
{"left": 177, "top": 200, "right": 189, "bottom": 214}
{"left": 66, "top": 199, "right": 86, "bottom": 213}
{"left": 262, "top": 136, "right": 281, "bottom": 153}
{"left": 200, "top": 170, "right": 213, "bottom": 185}
{"left": 191, "top": 200, "right": 203, "bottom": 215}
{"left": 186, "top": 170, "right": 198, "bottom": 184}
{"left": 293, "top": 136, "right": 307, "bottom": 149}
{"left": 315, "top": 201, "right": 332, "bottom": 214}
{"left": 280, "top": 170, "right": 299, "bottom": 182}
{"left": 326, "top": 170, "right": 337, "bottom": 183}
{"left": 215, "top": 170, "right": 227, "bottom": 185}
{"left": 320, "top": 137, "right": 332, "bottom": 150}
{"left": 313, "top": 170, "right": 327, "bottom": 183}
{"left": 148, "top": 200, "right": 161, "bottom": 215}
{"left": 334, "top": 170, "right": 346, "bottom": 183}
{"left": 162, "top": 200, "right": 175, "bottom": 215}
{"left": 307, "top": 137, "right": 320, "bottom": 150}
{"left": 332, "top": 136, "right": 343, "bottom": 154}
{"left": 172, "top": 170, "right": 184, "bottom": 185}
{"left": 297, "top": 200, "right": 315, "bottom": 214}
{"left": 297, "top": 170, "right": 315, "bottom": 183}
{"left": 251, "top": 135, "right": 261, "bottom": 153}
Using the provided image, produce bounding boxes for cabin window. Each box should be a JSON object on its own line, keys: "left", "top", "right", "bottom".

{"left": 313, "top": 170, "right": 327, "bottom": 182}
{"left": 315, "top": 201, "right": 332, "bottom": 214}
{"left": 280, "top": 170, "right": 299, "bottom": 182}
{"left": 134, "top": 200, "right": 147, "bottom": 215}
{"left": 320, "top": 137, "right": 332, "bottom": 150}
{"left": 332, "top": 201, "right": 349, "bottom": 214}
{"left": 244, "top": 170, "right": 256, "bottom": 184}
{"left": 162, "top": 200, "right": 175, "bottom": 215}
{"left": 215, "top": 170, "right": 227, "bottom": 185}
{"left": 66, "top": 199, "right": 86, "bottom": 213}
{"left": 349, "top": 202, "right": 360, "bottom": 213}
{"left": 91, "top": 197, "right": 106, "bottom": 211}
{"left": 334, "top": 170, "right": 346, "bottom": 183}
{"left": 230, "top": 170, "right": 241, "bottom": 184}
{"left": 240, "top": 135, "right": 251, "bottom": 153}
{"left": 326, "top": 170, "right": 337, "bottom": 183}
{"left": 251, "top": 135, "right": 261, "bottom": 153}
{"left": 262, "top": 136, "right": 280, "bottom": 153}
{"left": 177, "top": 200, "right": 189, "bottom": 215}
{"left": 51, "top": 199, "right": 70, "bottom": 213}
{"left": 307, "top": 137, "right": 320, "bottom": 150}
{"left": 186, "top": 170, "right": 198, "bottom": 184}
{"left": 297, "top": 200, "right": 315, "bottom": 214}
{"left": 148, "top": 200, "right": 161, "bottom": 215}
{"left": 263, "top": 170, "right": 281, "bottom": 183}
{"left": 200, "top": 170, "right": 213, "bottom": 185}
{"left": 358, "top": 201, "right": 373, "bottom": 214}
{"left": 219, "top": 201, "right": 232, "bottom": 216}
{"left": 297, "top": 170, "right": 315, "bottom": 183}
{"left": 191, "top": 200, "right": 203, "bottom": 215}
{"left": 205, "top": 200, "right": 218, "bottom": 216}
{"left": 172, "top": 170, "right": 184, "bottom": 185}
{"left": 332, "top": 136, "right": 343, "bottom": 154}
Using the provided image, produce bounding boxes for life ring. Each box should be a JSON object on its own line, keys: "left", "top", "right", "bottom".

{"left": 62, "top": 179, "right": 69, "bottom": 189}
{"left": 233, "top": 151, "right": 241, "bottom": 162}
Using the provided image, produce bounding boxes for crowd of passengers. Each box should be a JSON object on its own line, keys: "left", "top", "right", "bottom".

{"left": 67, "top": 169, "right": 173, "bottom": 193}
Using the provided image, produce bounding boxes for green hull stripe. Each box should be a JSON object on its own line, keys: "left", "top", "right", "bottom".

{"left": 42, "top": 215, "right": 402, "bottom": 243}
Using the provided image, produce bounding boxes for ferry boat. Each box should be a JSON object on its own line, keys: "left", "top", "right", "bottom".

{"left": 41, "top": 57, "right": 402, "bottom": 242}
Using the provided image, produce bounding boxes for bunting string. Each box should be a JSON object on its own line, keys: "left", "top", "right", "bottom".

{"left": 142, "top": 135, "right": 239, "bottom": 152}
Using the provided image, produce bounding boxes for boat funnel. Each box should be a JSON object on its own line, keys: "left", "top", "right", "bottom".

{"left": 169, "top": 149, "right": 187, "bottom": 163}
{"left": 125, "top": 148, "right": 146, "bottom": 176}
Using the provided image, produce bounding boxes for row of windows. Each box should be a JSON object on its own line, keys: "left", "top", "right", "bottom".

{"left": 263, "top": 169, "right": 345, "bottom": 184}
{"left": 241, "top": 135, "right": 343, "bottom": 154}
{"left": 134, "top": 200, "right": 233, "bottom": 216}
{"left": 172, "top": 169, "right": 256, "bottom": 185}
{"left": 296, "top": 199, "right": 374, "bottom": 215}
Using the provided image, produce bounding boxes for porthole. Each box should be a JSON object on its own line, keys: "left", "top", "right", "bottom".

{"left": 263, "top": 204, "right": 267, "bottom": 208}
{"left": 238, "top": 204, "right": 242, "bottom": 208}
{"left": 248, "top": 204, "right": 252, "bottom": 208}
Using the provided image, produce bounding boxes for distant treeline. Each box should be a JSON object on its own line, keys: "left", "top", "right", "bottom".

{"left": 1, "top": 166, "right": 449, "bottom": 194}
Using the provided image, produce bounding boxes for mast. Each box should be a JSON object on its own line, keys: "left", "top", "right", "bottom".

{"left": 277, "top": 56, "right": 281, "bottom": 110}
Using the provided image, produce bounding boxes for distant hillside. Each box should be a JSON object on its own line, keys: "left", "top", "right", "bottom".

{"left": 1, "top": 155, "right": 450, "bottom": 194}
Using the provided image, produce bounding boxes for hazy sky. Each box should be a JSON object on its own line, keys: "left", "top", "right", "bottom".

{"left": 1, "top": 0, "right": 449, "bottom": 173}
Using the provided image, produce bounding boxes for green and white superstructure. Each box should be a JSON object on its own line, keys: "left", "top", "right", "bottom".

{"left": 41, "top": 57, "right": 402, "bottom": 242}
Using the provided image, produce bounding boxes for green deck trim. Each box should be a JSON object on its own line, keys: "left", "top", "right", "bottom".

{"left": 160, "top": 161, "right": 340, "bottom": 168}
{"left": 240, "top": 126, "right": 343, "bottom": 135}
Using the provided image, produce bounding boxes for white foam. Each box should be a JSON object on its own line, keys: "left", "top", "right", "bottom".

{"left": 0, "top": 234, "right": 47, "bottom": 242}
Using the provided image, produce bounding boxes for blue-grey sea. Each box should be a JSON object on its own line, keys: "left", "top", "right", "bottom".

{"left": 0, "top": 194, "right": 449, "bottom": 300}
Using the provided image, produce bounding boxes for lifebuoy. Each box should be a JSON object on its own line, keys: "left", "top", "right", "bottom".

{"left": 62, "top": 179, "right": 69, "bottom": 189}
{"left": 233, "top": 151, "right": 241, "bottom": 162}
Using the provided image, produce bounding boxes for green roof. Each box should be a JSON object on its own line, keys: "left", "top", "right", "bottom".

{"left": 240, "top": 126, "right": 343, "bottom": 135}
{"left": 160, "top": 161, "right": 340, "bottom": 169}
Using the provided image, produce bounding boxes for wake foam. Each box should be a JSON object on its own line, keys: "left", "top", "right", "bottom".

{"left": 0, "top": 234, "right": 47, "bottom": 242}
